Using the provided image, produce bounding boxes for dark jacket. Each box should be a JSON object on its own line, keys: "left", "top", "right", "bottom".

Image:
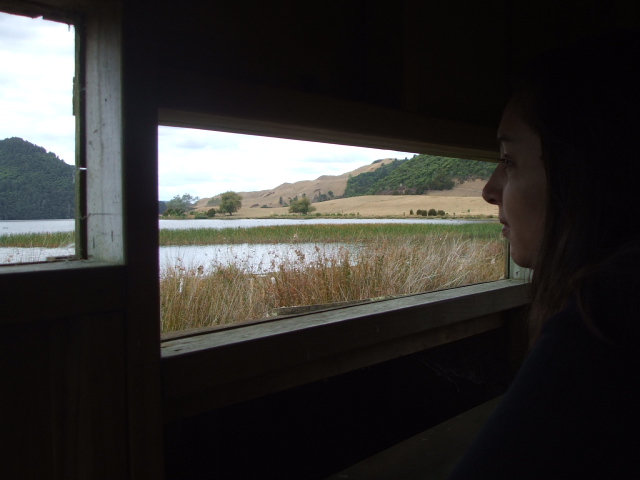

{"left": 448, "top": 299, "right": 640, "bottom": 479}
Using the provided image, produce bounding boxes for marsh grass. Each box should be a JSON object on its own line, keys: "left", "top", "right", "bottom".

{"left": 159, "top": 222, "right": 501, "bottom": 246}
{"left": 0, "top": 225, "right": 505, "bottom": 332}
{"left": 0, "top": 231, "right": 75, "bottom": 248}
{"left": 160, "top": 232, "right": 505, "bottom": 333}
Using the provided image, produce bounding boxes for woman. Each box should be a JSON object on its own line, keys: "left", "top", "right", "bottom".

{"left": 448, "top": 31, "right": 640, "bottom": 479}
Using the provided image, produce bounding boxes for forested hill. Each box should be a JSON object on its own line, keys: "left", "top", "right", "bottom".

{"left": 0, "top": 137, "right": 75, "bottom": 220}
{"left": 344, "top": 154, "right": 495, "bottom": 197}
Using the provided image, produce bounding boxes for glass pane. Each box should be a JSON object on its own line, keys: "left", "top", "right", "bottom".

{"left": 0, "top": 12, "right": 76, "bottom": 264}
{"left": 158, "top": 127, "right": 504, "bottom": 334}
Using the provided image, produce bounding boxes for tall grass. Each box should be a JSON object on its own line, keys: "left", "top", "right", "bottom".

{"left": 160, "top": 233, "right": 505, "bottom": 333}
{"left": 1, "top": 223, "right": 501, "bottom": 247}
{"left": 0, "top": 231, "right": 75, "bottom": 248}
{"left": 159, "top": 222, "right": 501, "bottom": 246}
{"left": 0, "top": 224, "right": 505, "bottom": 333}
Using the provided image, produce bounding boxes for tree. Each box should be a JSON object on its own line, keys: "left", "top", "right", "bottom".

{"left": 218, "top": 191, "right": 243, "bottom": 215}
{"left": 289, "top": 197, "right": 316, "bottom": 215}
{"left": 166, "top": 193, "right": 199, "bottom": 214}
{"left": 206, "top": 208, "right": 216, "bottom": 217}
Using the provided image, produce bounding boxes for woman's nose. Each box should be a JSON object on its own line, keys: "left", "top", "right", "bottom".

{"left": 482, "top": 166, "right": 503, "bottom": 205}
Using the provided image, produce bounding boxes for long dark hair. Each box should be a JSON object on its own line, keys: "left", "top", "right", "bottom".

{"left": 515, "top": 31, "right": 640, "bottom": 346}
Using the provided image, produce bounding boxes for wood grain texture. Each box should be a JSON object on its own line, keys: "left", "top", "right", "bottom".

{"left": 0, "top": 313, "right": 127, "bottom": 479}
{"left": 0, "top": 262, "right": 125, "bottom": 325}
{"left": 158, "top": 71, "right": 498, "bottom": 162}
{"left": 85, "top": 2, "right": 124, "bottom": 263}
{"left": 162, "top": 280, "right": 529, "bottom": 420}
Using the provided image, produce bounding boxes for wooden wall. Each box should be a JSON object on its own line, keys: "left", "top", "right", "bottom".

{"left": 0, "top": 0, "right": 639, "bottom": 478}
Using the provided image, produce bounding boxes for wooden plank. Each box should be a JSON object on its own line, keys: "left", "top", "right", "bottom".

{"left": 82, "top": 2, "right": 164, "bottom": 478}
{"left": 0, "top": 262, "right": 126, "bottom": 325}
{"left": 163, "top": 313, "right": 505, "bottom": 422}
{"left": 50, "top": 313, "right": 128, "bottom": 479}
{"left": 119, "top": 0, "right": 164, "bottom": 478}
{"left": 162, "top": 280, "right": 529, "bottom": 420}
{"left": 158, "top": 71, "right": 499, "bottom": 162}
{"left": 0, "top": 321, "right": 55, "bottom": 479}
{"left": 85, "top": 0, "right": 124, "bottom": 263}
{"left": 0, "top": 313, "right": 128, "bottom": 479}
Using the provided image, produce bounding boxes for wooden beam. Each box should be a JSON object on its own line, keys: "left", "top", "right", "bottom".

{"left": 162, "top": 280, "right": 529, "bottom": 420}
{"left": 158, "top": 71, "right": 499, "bottom": 162}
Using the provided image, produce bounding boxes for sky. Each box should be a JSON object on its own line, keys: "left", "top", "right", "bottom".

{"left": 0, "top": 12, "right": 416, "bottom": 201}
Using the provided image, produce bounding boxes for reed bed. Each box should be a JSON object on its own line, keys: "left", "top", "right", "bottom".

{"left": 159, "top": 222, "right": 501, "bottom": 246}
{"left": 0, "top": 231, "right": 75, "bottom": 248}
{"left": 0, "top": 224, "right": 505, "bottom": 333}
{"left": 1, "top": 222, "right": 501, "bottom": 247}
{"left": 160, "top": 233, "right": 505, "bottom": 333}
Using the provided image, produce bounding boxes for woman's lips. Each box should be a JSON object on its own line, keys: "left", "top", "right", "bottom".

{"left": 500, "top": 219, "right": 510, "bottom": 237}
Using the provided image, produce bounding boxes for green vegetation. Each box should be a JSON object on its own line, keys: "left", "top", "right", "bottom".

{"left": 0, "top": 137, "right": 75, "bottom": 220}
{"left": 164, "top": 193, "right": 199, "bottom": 214}
{"left": 0, "top": 223, "right": 501, "bottom": 248}
{"left": 0, "top": 222, "right": 503, "bottom": 332}
{"left": 218, "top": 191, "right": 243, "bottom": 215}
{"left": 288, "top": 196, "right": 316, "bottom": 214}
{"left": 344, "top": 154, "right": 495, "bottom": 197}
{"left": 157, "top": 222, "right": 501, "bottom": 246}
{"left": 0, "top": 231, "right": 75, "bottom": 248}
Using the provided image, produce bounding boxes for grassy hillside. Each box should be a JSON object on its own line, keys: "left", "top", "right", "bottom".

{"left": 0, "top": 137, "right": 75, "bottom": 220}
{"left": 344, "top": 154, "right": 495, "bottom": 197}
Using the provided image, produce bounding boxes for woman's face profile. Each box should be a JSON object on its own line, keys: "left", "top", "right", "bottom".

{"left": 483, "top": 100, "right": 547, "bottom": 268}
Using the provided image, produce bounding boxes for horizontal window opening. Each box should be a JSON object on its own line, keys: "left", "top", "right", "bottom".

{"left": 157, "top": 126, "right": 503, "bottom": 334}
{"left": 0, "top": 11, "right": 77, "bottom": 265}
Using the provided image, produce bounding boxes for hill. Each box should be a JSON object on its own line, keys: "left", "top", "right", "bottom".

{"left": 196, "top": 158, "right": 399, "bottom": 210}
{"left": 344, "top": 154, "right": 495, "bottom": 197}
{"left": 0, "top": 137, "right": 75, "bottom": 220}
{"left": 194, "top": 156, "right": 498, "bottom": 218}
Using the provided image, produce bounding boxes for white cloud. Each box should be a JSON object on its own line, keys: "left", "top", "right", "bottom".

{"left": 0, "top": 12, "right": 75, "bottom": 164}
{"left": 1, "top": 12, "right": 417, "bottom": 202}
{"left": 158, "top": 126, "right": 415, "bottom": 200}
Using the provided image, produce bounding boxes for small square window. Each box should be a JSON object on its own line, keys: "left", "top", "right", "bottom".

{"left": 0, "top": 12, "right": 76, "bottom": 265}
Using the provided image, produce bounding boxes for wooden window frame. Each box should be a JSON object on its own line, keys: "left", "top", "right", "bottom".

{"left": 0, "top": 0, "right": 529, "bottom": 436}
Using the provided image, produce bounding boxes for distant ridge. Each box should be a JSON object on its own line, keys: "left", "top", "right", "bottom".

{"left": 197, "top": 155, "right": 493, "bottom": 211}
{"left": 196, "top": 158, "right": 399, "bottom": 209}
{"left": 0, "top": 137, "right": 75, "bottom": 220}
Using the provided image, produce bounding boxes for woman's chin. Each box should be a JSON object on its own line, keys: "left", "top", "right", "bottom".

{"left": 509, "top": 249, "right": 535, "bottom": 269}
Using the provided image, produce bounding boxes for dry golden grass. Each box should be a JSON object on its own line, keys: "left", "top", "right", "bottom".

{"left": 160, "top": 234, "right": 505, "bottom": 333}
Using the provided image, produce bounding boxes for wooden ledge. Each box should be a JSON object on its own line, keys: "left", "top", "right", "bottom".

{"left": 161, "top": 280, "right": 528, "bottom": 421}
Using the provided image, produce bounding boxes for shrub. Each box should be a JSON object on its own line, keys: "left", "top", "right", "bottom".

{"left": 437, "top": 210, "right": 445, "bottom": 216}
{"left": 206, "top": 208, "right": 216, "bottom": 217}
{"left": 428, "top": 208, "right": 437, "bottom": 216}
{"left": 162, "top": 208, "right": 185, "bottom": 217}
{"left": 410, "top": 209, "right": 414, "bottom": 215}
{"left": 288, "top": 197, "right": 316, "bottom": 215}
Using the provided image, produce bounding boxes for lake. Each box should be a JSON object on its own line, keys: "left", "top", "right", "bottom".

{"left": 0, "top": 217, "right": 488, "bottom": 271}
